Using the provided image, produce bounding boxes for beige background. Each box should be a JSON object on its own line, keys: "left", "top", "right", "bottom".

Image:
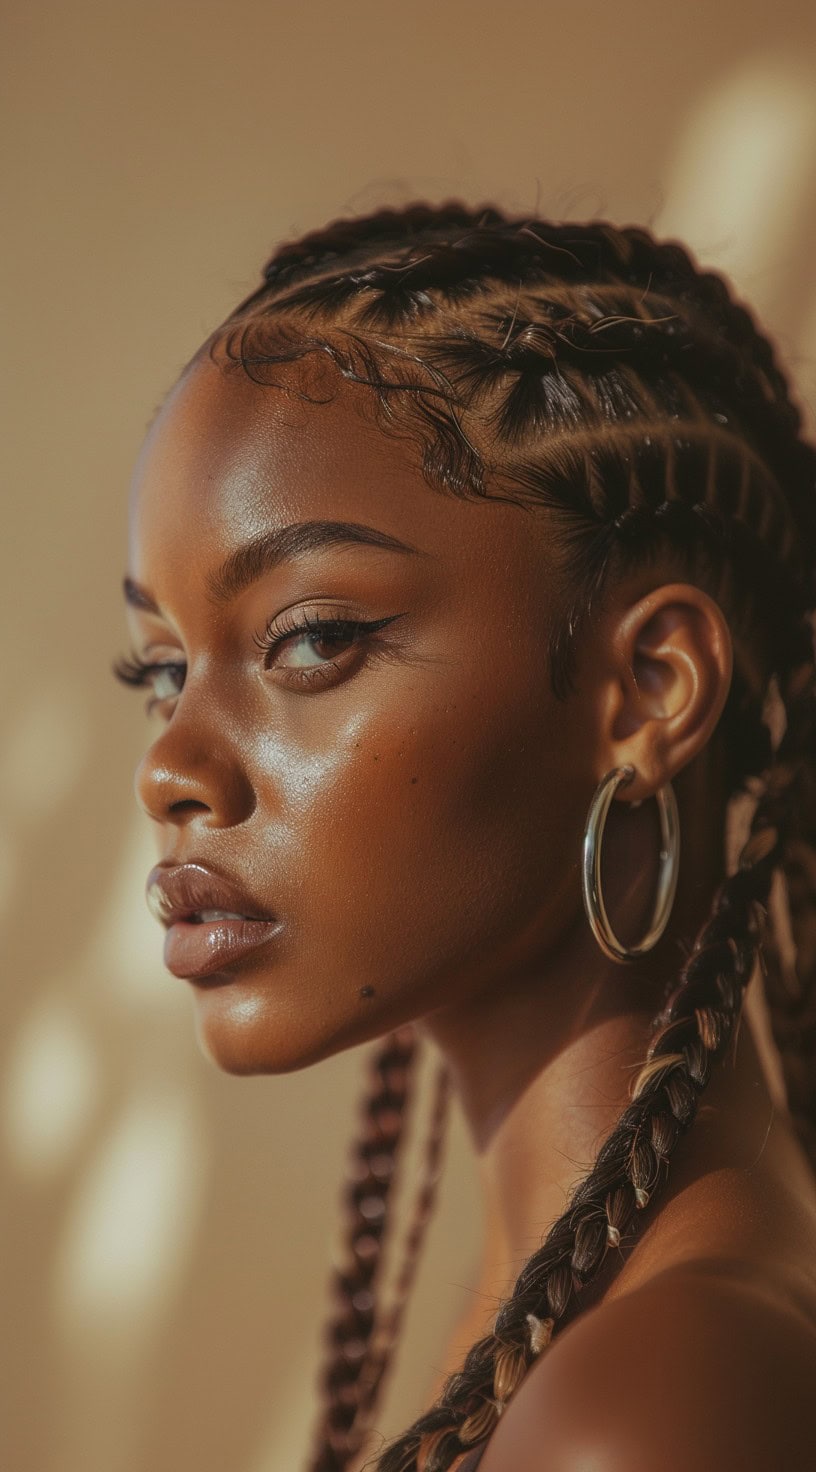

{"left": 3, "top": 3, "right": 816, "bottom": 1470}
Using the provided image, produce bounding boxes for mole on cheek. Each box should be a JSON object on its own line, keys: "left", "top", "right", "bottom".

{"left": 359, "top": 985, "right": 376, "bottom": 1000}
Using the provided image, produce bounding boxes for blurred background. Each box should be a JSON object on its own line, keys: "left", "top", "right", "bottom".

{"left": 3, "top": 2, "right": 816, "bottom": 1469}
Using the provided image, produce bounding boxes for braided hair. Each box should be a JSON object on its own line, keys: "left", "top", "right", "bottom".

{"left": 200, "top": 204, "right": 816, "bottom": 1472}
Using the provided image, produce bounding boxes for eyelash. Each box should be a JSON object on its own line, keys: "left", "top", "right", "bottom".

{"left": 113, "top": 608, "right": 403, "bottom": 711}
{"left": 112, "top": 654, "right": 187, "bottom": 713}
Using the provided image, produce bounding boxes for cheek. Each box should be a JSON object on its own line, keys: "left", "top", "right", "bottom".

{"left": 248, "top": 668, "right": 586, "bottom": 1024}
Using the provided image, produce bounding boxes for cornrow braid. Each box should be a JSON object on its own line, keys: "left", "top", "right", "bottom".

{"left": 228, "top": 205, "right": 508, "bottom": 322}
{"left": 204, "top": 203, "right": 816, "bottom": 1471}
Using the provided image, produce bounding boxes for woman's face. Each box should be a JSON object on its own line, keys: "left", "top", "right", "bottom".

{"left": 125, "top": 351, "right": 596, "bottom": 1074}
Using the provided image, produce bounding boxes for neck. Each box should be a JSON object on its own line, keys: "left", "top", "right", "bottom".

{"left": 419, "top": 751, "right": 775, "bottom": 1282}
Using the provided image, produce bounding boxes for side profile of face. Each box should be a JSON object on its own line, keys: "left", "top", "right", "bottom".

{"left": 124, "top": 353, "right": 656, "bottom": 1074}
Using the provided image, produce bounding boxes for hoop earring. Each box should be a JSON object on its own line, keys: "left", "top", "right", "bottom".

{"left": 581, "top": 764, "right": 680, "bottom": 964}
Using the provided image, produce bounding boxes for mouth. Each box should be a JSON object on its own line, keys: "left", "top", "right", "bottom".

{"left": 146, "top": 864, "right": 282, "bottom": 980}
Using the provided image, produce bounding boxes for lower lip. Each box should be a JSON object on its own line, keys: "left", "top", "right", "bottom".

{"left": 164, "top": 918, "right": 283, "bottom": 980}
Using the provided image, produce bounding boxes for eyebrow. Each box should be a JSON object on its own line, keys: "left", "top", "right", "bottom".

{"left": 123, "top": 519, "right": 427, "bottom": 614}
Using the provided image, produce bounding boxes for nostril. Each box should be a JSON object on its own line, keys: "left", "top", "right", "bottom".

{"left": 168, "top": 798, "right": 211, "bottom": 817}
{"left": 135, "top": 740, "right": 255, "bottom": 829}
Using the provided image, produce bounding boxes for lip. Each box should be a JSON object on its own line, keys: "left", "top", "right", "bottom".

{"left": 146, "top": 863, "right": 282, "bottom": 980}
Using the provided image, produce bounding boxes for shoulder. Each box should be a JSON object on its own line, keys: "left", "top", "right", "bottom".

{"left": 479, "top": 1263, "right": 816, "bottom": 1472}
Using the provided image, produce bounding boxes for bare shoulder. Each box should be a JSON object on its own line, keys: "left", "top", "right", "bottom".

{"left": 479, "top": 1262, "right": 816, "bottom": 1472}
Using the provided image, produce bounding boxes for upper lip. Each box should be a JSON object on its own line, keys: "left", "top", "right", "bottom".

{"left": 146, "top": 863, "right": 277, "bottom": 928}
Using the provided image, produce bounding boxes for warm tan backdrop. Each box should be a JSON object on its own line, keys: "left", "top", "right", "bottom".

{"left": 3, "top": 3, "right": 816, "bottom": 1470}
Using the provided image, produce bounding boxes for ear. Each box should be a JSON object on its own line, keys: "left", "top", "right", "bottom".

{"left": 592, "top": 582, "right": 734, "bottom": 799}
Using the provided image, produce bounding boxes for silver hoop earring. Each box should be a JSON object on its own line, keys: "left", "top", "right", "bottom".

{"left": 581, "top": 764, "right": 680, "bottom": 964}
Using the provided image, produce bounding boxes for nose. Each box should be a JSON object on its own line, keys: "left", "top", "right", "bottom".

{"left": 135, "top": 712, "right": 256, "bottom": 829}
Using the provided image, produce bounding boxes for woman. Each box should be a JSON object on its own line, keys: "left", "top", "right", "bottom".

{"left": 116, "top": 204, "right": 816, "bottom": 1470}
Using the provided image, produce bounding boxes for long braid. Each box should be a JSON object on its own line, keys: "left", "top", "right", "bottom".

{"left": 309, "top": 1028, "right": 419, "bottom": 1472}
{"left": 309, "top": 1037, "right": 452, "bottom": 1472}
{"left": 206, "top": 205, "right": 816, "bottom": 1470}
{"left": 356, "top": 1062, "right": 452, "bottom": 1451}
{"left": 374, "top": 752, "right": 810, "bottom": 1472}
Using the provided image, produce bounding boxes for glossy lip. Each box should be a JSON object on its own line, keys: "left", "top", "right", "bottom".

{"left": 146, "top": 863, "right": 282, "bottom": 980}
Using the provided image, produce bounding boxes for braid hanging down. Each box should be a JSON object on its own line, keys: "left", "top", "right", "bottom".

{"left": 202, "top": 204, "right": 816, "bottom": 1472}
{"left": 309, "top": 1030, "right": 451, "bottom": 1472}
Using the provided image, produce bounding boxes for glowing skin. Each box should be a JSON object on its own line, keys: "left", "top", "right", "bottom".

{"left": 124, "top": 352, "right": 816, "bottom": 1469}
{"left": 127, "top": 355, "right": 596, "bottom": 1075}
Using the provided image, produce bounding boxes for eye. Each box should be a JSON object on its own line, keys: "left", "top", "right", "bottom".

{"left": 150, "top": 663, "right": 186, "bottom": 701}
{"left": 255, "top": 609, "right": 406, "bottom": 690}
{"left": 112, "top": 653, "right": 186, "bottom": 711}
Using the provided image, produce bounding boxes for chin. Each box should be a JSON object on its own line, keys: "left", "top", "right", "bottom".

{"left": 188, "top": 981, "right": 380, "bottom": 1076}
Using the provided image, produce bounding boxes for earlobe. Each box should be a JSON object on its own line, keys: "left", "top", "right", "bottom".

{"left": 603, "top": 583, "right": 733, "bottom": 794}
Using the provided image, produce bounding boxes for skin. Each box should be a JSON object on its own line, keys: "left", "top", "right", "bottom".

{"left": 125, "top": 351, "right": 816, "bottom": 1468}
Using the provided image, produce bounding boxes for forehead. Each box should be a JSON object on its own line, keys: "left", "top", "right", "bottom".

{"left": 128, "top": 352, "right": 553, "bottom": 600}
